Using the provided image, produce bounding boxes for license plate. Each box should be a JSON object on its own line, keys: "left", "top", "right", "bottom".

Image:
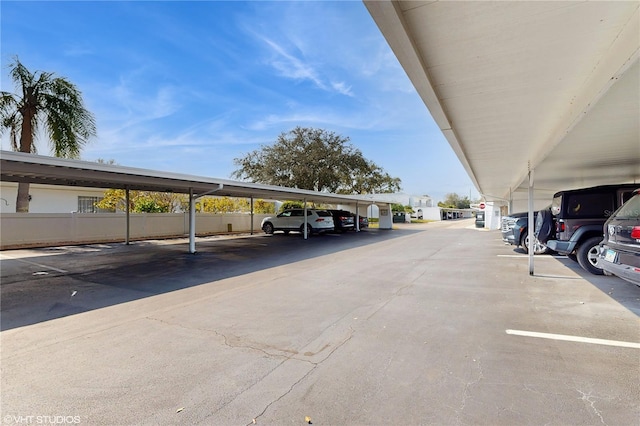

{"left": 604, "top": 249, "right": 617, "bottom": 263}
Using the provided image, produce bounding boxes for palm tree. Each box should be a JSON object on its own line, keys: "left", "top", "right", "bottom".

{"left": 0, "top": 56, "right": 96, "bottom": 212}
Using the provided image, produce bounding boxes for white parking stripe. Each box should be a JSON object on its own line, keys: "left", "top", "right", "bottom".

{"left": 497, "top": 254, "right": 567, "bottom": 259}
{"left": 0, "top": 254, "right": 68, "bottom": 273}
{"left": 506, "top": 329, "right": 640, "bottom": 349}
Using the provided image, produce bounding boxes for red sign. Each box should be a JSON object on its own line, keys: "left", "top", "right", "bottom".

{"left": 479, "top": 203, "right": 485, "bottom": 209}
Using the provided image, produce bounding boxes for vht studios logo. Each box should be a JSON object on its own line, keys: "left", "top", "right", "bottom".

{"left": 3, "top": 416, "right": 81, "bottom": 424}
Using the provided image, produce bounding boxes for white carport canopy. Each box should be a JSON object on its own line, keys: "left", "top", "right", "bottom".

{"left": 365, "top": 1, "right": 639, "bottom": 274}
{"left": 0, "top": 150, "right": 393, "bottom": 252}
{"left": 365, "top": 1, "right": 639, "bottom": 210}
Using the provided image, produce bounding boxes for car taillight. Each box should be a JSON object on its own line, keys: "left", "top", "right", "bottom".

{"left": 631, "top": 226, "right": 640, "bottom": 239}
{"left": 315, "top": 218, "right": 324, "bottom": 222}
{"left": 556, "top": 221, "right": 565, "bottom": 233}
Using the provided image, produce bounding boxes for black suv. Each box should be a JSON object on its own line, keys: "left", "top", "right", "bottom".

{"left": 536, "top": 184, "right": 638, "bottom": 275}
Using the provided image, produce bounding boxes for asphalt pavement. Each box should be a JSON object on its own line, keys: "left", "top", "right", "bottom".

{"left": 1, "top": 219, "right": 639, "bottom": 425}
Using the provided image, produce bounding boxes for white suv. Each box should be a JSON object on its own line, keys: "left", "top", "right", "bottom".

{"left": 261, "top": 209, "right": 335, "bottom": 235}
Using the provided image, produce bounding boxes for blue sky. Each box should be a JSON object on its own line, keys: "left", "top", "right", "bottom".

{"left": 1, "top": 1, "right": 478, "bottom": 202}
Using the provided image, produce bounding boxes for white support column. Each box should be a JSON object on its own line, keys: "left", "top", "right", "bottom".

{"left": 303, "top": 198, "right": 308, "bottom": 240}
{"left": 125, "top": 188, "right": 130, "bottom": 245}
{"left": 189, "top": 188, "right": 196, "bottom": 254}
{"left": 355, "top": 203, "right": 360, "bottom": 232}
{"left": 250, "top": 196, "right": 254, "bottom": 235}
{"left": 528, "top": 168, "right": 535, "bottom": 276}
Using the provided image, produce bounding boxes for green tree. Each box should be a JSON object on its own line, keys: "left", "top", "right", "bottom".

{"left": 95, "top": 189, "right": 180, "bottom": 213}
{"left": 279, "top": 200, "right": 306, "bottom": 212}
{"left": 391, "top": 203, "right": 414, "bottom": 213}
{"left": 196, "top": 196, "right": 275, "bottom": 214}
{"left": 437, "top": 193, "right": 471, "bottom": 209}
{"left": 253, "top": 200, "right": 276, "bottom": 214}
{"left": 232, "top": 127, "right": 401, "bottom": 194}
{"left": 0, "top": 57, "right": 96, "bottom": 212}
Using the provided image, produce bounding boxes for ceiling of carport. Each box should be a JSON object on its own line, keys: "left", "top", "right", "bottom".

{"left": 0, "top": 151, "right": 391, "bottom": 207}
{"left": 365, "top": 1, "right": 639, "bottom": 210}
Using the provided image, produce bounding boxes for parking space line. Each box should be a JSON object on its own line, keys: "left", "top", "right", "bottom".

{"left": 0, "top": 253, "right": 68, "bottom": 273}
{"left": 497, "top": 255, "right": 567, "bottom": 259}
{"left": 506, "top": 329, "right": 640, "bottom": 349}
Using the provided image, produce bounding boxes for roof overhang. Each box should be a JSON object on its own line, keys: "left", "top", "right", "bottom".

{"left": 0, "top": 150, "right": 391, "bottom": 207}
{"left": 365, "top": 1, "right": 640, "bottom": 210}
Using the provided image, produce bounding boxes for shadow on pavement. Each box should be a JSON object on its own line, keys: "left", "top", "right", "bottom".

{"left": 0, "top": 227, "right": 424, "bottom": 331}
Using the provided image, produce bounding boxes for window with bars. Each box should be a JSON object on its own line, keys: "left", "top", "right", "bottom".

{"left": 77, "top": 196, "right": 108, "bottom": 213}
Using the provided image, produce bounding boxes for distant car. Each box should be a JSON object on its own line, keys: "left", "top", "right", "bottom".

{"left": 261, "top": 209, "right": 334, "bottom": 235}
{"left": 596, "top": 188, "right": 640, "bottom": 286}
{"left": 358, "top": 215, "right": 369, "bottom": 229}
{"left": 326, "top": 209, "right": 355, "bottom": 232}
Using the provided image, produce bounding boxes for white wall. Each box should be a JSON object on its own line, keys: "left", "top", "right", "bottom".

{"left": 421, "top": 207, "right": 443, "bottom": 221}
{"left": 0, "top": 212, "right": 271, "bottom": 249}
{"left": 483, "top": 201, "right": 504, "bottom": 230}
{"left": 1, "top": 182, "right": 107, "bottom": 213}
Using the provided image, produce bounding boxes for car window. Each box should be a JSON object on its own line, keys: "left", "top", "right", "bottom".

{"left": 614, "top": 194, "right": 640, "bottom": 219}
{"left": 291, "top": 210, "right": 303, "bottom": 217}
{"left": 316, "top": 211, "right": 332, "bottom": 217}
{"left": 278, "top": 211, "right": 292, "bottom": 218}
{"left": 551, "top": 196, "right": 562, "bottom": 216}
{"left": 621, "top": 190, "right": 636, "bottom": 204}
{"left": 565, "top": 193, "right": 615, "bottom": 218}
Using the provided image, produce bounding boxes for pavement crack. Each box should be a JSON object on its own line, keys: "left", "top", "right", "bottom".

{"left": 577, "top": 389, "right": 608, "bottom": 425}
{"left": 250, "top": 327, "right": 355, "bottom": 425}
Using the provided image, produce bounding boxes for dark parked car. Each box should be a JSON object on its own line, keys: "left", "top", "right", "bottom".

{"left": 502, "top": 211, "right": 550, "bottom": 254}
{"left": 358, "top": 215, "right": 369, "bottom": 229}
{"left": 326, "top": 209, "right": 355, "bottom": 232}
{"left": 596, "top": 188, "right": 640, "bottom": 286}
{"left": 536, "top": 184, "right": 638, "bottom": 275}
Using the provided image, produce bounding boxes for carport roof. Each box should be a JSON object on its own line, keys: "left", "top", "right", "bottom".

{"left": 365, "top": 1, "right": 639, "bottom": 208}
{"left": 0, "top": 150, "right": 391, "bottom": 206}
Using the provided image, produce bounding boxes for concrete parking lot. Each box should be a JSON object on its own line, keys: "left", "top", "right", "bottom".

{"left": 1, "top": 219, "right": 639, "bottom": 425}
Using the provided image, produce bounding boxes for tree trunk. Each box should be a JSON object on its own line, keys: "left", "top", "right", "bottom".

{"left": 16, "top": 182, "right": 31, "bottom": 212}
{"left": 17, "top": 103, "right": 35, "bottom": 212}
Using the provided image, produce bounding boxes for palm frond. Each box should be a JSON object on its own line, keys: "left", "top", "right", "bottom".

{"left": 1, "top": 57, "right": 96, "bottom": 158}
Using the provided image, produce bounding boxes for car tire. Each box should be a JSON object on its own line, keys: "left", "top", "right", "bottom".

{"left": 263, "top": 222, "right": 274, "bottom": 234}
{"left": 576, "top": 236, "right": 604, "bottom": 275}
{"left": 521, "top": 231, "right": 549, "bottom": 255}
{"left": 300, "top": 224, "right": 313, "bottom": 237}
{"left": 535, "top": 208, "right": 553, "bottom": 244}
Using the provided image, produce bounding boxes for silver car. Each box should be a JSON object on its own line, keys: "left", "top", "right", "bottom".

{"left": 261, "top": 209, "right": 335, "bottom": 235}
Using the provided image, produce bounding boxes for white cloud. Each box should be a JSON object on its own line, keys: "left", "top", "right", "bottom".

{"left": 331, "top": 81, "right": 354, "bottom": 97}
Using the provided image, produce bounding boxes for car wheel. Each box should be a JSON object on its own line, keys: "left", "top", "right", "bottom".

{"left": 534, "top": 208, "right": 553, "bottom": 244}
{"left": 521, "top": 231, "right": 549, "bottom": 255}
{"left": 300, "top": 224, "right": 313, "bottom": 237}
{"left": 263, "top": 222, "right": 274, "bottom": 234}
{"left": 576, "top": 236, "right": 604, "bottom": 275}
